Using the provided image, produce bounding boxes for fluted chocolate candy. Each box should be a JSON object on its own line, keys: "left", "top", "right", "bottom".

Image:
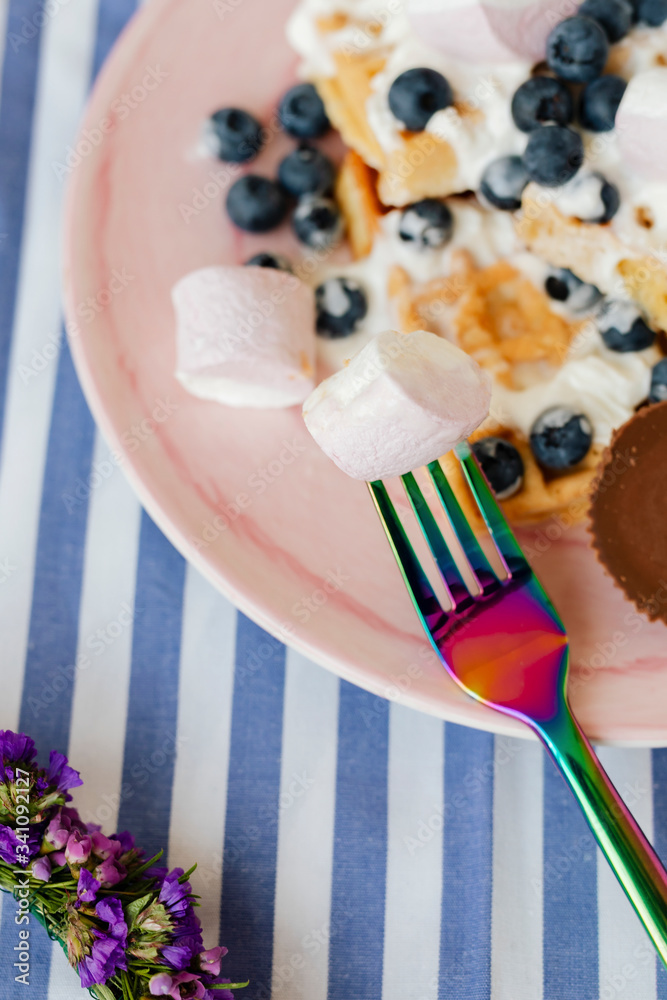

{"left": 589, "top": 401, "right": 667, "bottom": 623}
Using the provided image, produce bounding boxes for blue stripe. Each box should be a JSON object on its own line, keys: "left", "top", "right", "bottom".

{"left": 18, "top": 336, "right": 95, "bottom": 755}
{"left": 116, "top": 511, "right": 185, "bottom": 860}
{"left": 652, "top": 749, "right": 667, "bottom": 998}
{"left": 328, "top": 682, "right": 388, "bottom": 1000}
{"left": 438, "top": 723, "right": 493, "bottom": 1000}
{"left": 542, "top": 752, "right": 599, "bottom": 999}
{"left": 219, "top": 615, "right": 286, "bottom": 998}
{"left": 0, "top": 0, "right": 45, "bottom": 442}
{"left": 88, "top": 0, "right": 136, "bottom": 79}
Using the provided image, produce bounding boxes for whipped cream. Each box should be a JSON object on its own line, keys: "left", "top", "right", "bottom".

{"left": 309, "top": 201, "right": 657, "bottom": 447}
{"left": 173, "top": 266, "right": 316, "bottom": 409}
{"left": 303, "top": 328, "right": 491, "bottom": 479}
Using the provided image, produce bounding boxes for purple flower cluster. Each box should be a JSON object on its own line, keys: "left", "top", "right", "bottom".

{"left": 0, "top": 733, "right": 244, "bottom": 999}
{"left": 0, "top": 730, "right": 82, "bottom": 866}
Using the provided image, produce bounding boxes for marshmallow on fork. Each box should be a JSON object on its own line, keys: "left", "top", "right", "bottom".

{"left": 616, "top": 68, "right": 667, "bottom": 182}
{"left": 173, "top": 265, "right": 316, "bottom": 408}
{"left": 303, "top": 329, "right": 491, "bottom": 481}
{"left": 406, "top": 0, "right": 566, "bottom": 64}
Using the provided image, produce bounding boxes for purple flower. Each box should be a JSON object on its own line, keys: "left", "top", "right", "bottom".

{"left": 65, "top": 830, "right": 92, "bottom": 866}
{"left": 77, "top": 897, "right": 128, "bottom": 989}
{"left": 47, "top": 750, "right": 83, "bottom": 793}
{"left": 0, "top": 823, "right": 41, "bottom": 865}
{"left": 31, "top": 855, "right": 51, "bottom": 882}
{"left": 153, "top": 869, "right": 204, "bottom": 970}
{"left": 77, "top": 869, "right": 100, "bottom": 903}
{"left": 113, "top": 830, "right": 135, "bottom": 853}
{"left": 0, "top": 731, "right": 37, "bottom": 767}
{"left": 198, "top": 946, "right": 228, "bottom": 978}
{"left": 94, "top": 858, "right": 126, "bottom": 887}
{"left": 50, "top": 850, "right": 67, "bottom": 866}
{"left": 149, "top": 971, "right": 206, "bottom": 998}
{"left": 159, "top": 869, "right": 191, "bottom": 920}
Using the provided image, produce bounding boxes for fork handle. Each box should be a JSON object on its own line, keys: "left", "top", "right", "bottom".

{"left": 536, "top": 705, "right": 667, "bottom": 965}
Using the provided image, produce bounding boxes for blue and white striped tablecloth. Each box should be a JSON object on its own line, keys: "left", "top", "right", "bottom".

{"left": 1, "top": 2, "right": 667, "bottom": 998}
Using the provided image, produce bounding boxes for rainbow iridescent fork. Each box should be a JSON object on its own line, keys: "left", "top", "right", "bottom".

{"left": 369, "top": 440, "right": 667, "bottom": 965}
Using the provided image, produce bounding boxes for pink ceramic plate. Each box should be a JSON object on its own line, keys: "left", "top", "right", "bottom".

{"left": 65, "top": 0, "right": 667, "bottom": 744}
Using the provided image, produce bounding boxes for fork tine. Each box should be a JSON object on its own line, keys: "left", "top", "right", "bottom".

{"left": 454, "top": 440, "right": 529, "bottom": 578}
{"left": 427, "top": 460, "right": 500, "bottom": 594}
{"left": 401, "top": 472, "right": 472, "bottom": 610}
{"left": 368, "top": 481, "right": 450, "bottom": 637}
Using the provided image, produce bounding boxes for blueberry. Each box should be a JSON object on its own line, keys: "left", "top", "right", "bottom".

{"left": 579, "top": 0, "right": 633, "bottom": 41}
{"left": 226, "top": 175, "right": 290, "bottom": 232}
{"left": 472, "top": 438, "right": 525, "bottom": 500}
{"left": 636, "top": 0, "right": 667, "bottom": 25}
{"left": 530, "top": 407, "right": 593, "bottom": 470}
{"left": 292, "top": 196, "right": 344, "bottom": 248}
{"left": 545, "top": 268, "right": 602, "bottom": 311}
{"left": 398, "top": 199, "right": 454, "bottom": 248}
{"left": 557, "top": 170, "right": 620, "bottom": 223}
{"left": 315, "top": 277, "right": 368, "bottom": 337}
{"left": 277, "top": 144, "right": 336, "bottom": 197}
{"left": 547, "top": 16, "right": 609, "bottom": 84}
{"left": 387, "top": 68, "right": 453, "bottom": 132}
{"left": 479, "top": 156, "right": 530, "bottom": 211}
{"left": 649, "top": 359, "right": 667, "bottom": 403}
{"left": 203, "top": 108, "right": 263, "bottom": 163}
{"left": 279, "top": 83, "right": 330, "bottom": 139}
{"left": 579, "top": 75, "right": 627, "bottom": 131}
{"left": 597, "top": 300, "right": 656, "bottom": 352}
{"left": 511, "top": 77, "right": 574, "bottom": 132}
{"left": 244, "top": 252, "right": 292, "bottom": 271}
{"left": 523, "top": 125, "right": 584, "bottom": 186}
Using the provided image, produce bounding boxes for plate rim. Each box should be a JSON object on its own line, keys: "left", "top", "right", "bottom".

{"left": 62, "top": 0, "right": 667, "bottom": 748}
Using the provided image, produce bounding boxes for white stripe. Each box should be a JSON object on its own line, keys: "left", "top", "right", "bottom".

{"left": 491, "top": 737, "right": 544, "bottom": 1000}
{"left": 0, "top": 0, "right": 98, "bottom": 727}
{"left": 0, "top": 0, "right": 10, "bottom": 100}
{"left": 382, "top": 704, "right": 444, "bottom": 1000}
{"left": 47, "top": 941, "right": 80, "bottom": 1000}
{"left": 597, "top": 747, "right": 656, "bottom": 1000}
{"left": 66, "top": 433, "right": 141, "bottom": 830}
{"left": 167, "top": 567, "right": 237, "bottom": 946}
{"left": 271, "top": 651, "right": 339, "bottom": 1000}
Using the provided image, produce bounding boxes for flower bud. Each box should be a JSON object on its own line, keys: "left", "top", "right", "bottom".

{"left": 44, "top": 812, "right": 71, "bottom": 851}
{"left": 148, "top": 972, "right": 173, "bottom": 995}
{"left": 31, "top": 855, "right": 51, "bottom": 882}
{"left": 94, "top": 858, "right": 125, "bottom": 887}
{"left": 65, "top": 830, "right": 92, "bottom": 866}
{"left": 89, "top": 831, "right": 121, "bottom": 860}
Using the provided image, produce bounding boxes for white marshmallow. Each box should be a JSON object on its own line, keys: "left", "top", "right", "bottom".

{"left": 302, "top": 329, "right": 491, "bottom": 480}
{"left": 406, "top": 0, "right": 568, "bottom": 64}
{"left": 173, "top": 266, "right": 316, "bottom": 409}
{"left": 617, "top": 68, "right": 667, "bottom": 182}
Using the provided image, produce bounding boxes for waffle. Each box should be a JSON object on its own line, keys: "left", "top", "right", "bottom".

{"left": 316, "top": 50, "right": 463, "bottom": 208}
{"left": 388, "top": 261, "right": 598, "bottom": 525}
{"left": 518, "top": 186, "right": 667, "bottom": 333}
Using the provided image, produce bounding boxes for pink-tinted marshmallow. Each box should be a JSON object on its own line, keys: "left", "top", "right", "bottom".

{"left": 406, "top": 0, "right": 571, "bottom": 63}
{"left": 616, "top": 68, "right": 667, "bottom": 182}
{"left": 173, "top": 265, "right": 316, "bottom": 408}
